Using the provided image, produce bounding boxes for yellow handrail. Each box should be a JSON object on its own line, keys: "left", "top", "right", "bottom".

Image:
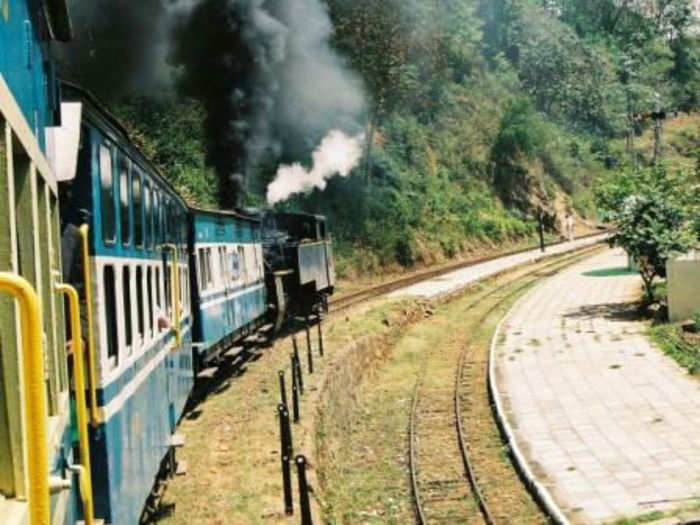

{"left": 162, "top": 244, "right": 181, "bottom": 348}
{"left": 79, "top": 225, "right": 99, "bottom": 427}
{"left": 55, "top": 283, "right": 94, "bottom": 525}
{"left": 0, "top": 273, "right": 49, "bottom": 525}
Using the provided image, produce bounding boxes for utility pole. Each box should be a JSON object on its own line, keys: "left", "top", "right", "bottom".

{"left": 537, "top": 207, "right": 546, "bottom": 253}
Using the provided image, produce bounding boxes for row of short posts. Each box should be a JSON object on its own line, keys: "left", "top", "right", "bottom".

{"left": 277, "top": 313, "right": 325, "bottom": 524}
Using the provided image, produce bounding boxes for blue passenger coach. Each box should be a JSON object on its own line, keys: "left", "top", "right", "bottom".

{"left": 0, "top": 2, "right": 79, "bottom": 524}
{"left": 189, "top": 208, "right": 267, "bottom": 367}
{"left": 54, "top": 83, "right": 194, "bottom": 525}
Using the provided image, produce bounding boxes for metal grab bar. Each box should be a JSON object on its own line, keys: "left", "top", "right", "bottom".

{"left": 162, "top": 244, "right": 181, "bottom": 349}
{"left": 55, "top": 283, "right": 95, "bottom": 525}
{"left": 79, "top": 225, "right": 99, "bottom": 427}
{"left": 0, "top": 273, "right": 49, "bottom": 525}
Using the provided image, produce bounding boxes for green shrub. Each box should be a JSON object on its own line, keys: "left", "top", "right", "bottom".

{"left": 395, "top": 236, "right": 417, "bottom": 267}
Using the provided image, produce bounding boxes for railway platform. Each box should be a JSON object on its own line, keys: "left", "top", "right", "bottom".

{"left": 390, "top": 234, "right": 606, "bottom": 299}
{"left": 492, "top": 249, "right": 700, "bottom": 524}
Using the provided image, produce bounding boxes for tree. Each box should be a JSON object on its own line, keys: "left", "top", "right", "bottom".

{"left": 595, "top": 164, "right": 698, "bottom": 302}
{"left": 491, "top": 97, "right": 546, "bottom": 207}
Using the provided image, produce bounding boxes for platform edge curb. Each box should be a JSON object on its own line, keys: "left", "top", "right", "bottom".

{"left": 488, "top": 275, "right": 572, "bottom": 525}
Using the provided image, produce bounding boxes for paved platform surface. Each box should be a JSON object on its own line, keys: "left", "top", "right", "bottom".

{"left": 391, "top": 235, "right": 606, "bottom": 299}
{"left": 493, "top": 250, "right": 700, "bottom": 524}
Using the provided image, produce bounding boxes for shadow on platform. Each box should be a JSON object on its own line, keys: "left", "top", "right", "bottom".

{"left": 582, "top": 267, "right": 637, "bottom": 278}
{"left": 563, "top": 301, "right": 641, "bottom": 322}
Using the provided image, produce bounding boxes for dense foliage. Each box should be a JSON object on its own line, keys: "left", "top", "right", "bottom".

{"left": 109, "top": 0, "right": 700, "bottom": 276}
{"left": 113, "top": 97, "right": 219, "bottom": 207}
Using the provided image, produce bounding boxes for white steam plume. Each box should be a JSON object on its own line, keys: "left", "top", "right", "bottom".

{"left": 267, "top": 130, "right": 365, "bottom": 205}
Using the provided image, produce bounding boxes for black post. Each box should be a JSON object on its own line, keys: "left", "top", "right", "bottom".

{"left": 292, "top": 334, "right": 300, "bottom": 361}
{"left": 317, "top": 317, "right": 324, "bottom": 357}
{"left": 282, "top": 403, "right": 293, "bottom": 458}
{"left": 278, "top": 405, "right": 293, "bottom": 515}
{"left": 290, "top": 354, "right": 300, "bottom": 423}
{"left": 293, "top": 346, "right": 304, "bottom": 395}
{"left": 296, "top": 455, "right": 313, "bottom": 525}
{"left": 305, "top": 316, "right": 314, "bottom": 374}
{"left": 305, "top": 316, "right": 312, "bottom": 352}
{"left": 278, "top": 370, "right": 287, "bottom": 407}
{"left": 538, "top": 210, "right": 546, "bottom": 253}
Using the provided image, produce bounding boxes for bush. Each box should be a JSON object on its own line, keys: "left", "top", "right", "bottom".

{"left": 395, "top": 236, "right": 417, "bottom": 267}
{"left": 595, "top": 164, "right": 697, "bottom": 301}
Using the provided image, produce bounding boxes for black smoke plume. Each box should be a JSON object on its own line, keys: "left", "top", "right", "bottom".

{"left": 56, "top": 0, "right": 174, "bottom": 98}
{"left": 56, "top": 0, "right": 367, "bottom": 207}
{"left": 171, "top": 0, "right": 367, "bottom": 206}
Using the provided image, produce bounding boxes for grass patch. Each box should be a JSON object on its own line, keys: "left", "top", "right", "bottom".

{"left": 649, "top": 323, "right": 700, "bottom": 376}
{"left": 612, "top": 510, "right": 665, "bottom": 524}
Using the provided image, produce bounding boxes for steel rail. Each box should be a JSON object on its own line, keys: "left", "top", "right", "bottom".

{"left": 330, "top": 231, "right": 606, "bottom": 314}
{"left": 408, "top": 245, "right": 603, "bottom": 524}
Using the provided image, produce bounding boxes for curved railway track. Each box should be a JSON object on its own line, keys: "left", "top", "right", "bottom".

{"left": 328, "top": 232, "right": 605, "bottom": 314}
{"left": 408, "top": 245, "right": 604, "bottom": 524}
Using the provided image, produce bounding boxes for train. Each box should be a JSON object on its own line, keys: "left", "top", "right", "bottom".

{"left": 0, "top": 3, "right": 335, "bottom": 524}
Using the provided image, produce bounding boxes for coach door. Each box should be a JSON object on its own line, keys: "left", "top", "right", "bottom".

{"left": 161, "top": 206, "right": 175, "bottom": 430}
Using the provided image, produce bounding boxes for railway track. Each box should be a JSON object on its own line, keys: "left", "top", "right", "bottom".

{"left": 328, "top": 232, "right": 605, "bottom": 314}
{"left": 408, "top": 245, "right": 604, "bottom": 524}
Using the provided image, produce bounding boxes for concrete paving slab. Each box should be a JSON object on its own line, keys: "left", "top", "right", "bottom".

{"left": 492, "top": 250, "right": 700, "bottom": 524}
{"left": 390, "top": 235, "right": 607, "bottom": 299}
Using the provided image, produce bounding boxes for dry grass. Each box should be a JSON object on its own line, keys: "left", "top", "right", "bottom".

{"left": 156, "top": 298, "right": 416, "bottom": 524}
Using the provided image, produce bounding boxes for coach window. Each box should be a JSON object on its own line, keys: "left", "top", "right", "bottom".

{"left": 152, "top": 191, "right": 159, "bottom": 246}
{"left": 99, "top": 144, "right": 116, "bottom": 243}
{"left": 123, "top": 266, "right": 133, "bottom": 354}
{"left": 238, "top": 246, "right": 247, "bottom": 284}
{"left": 136, "top": 266, "right": 145, "bottom": 346}
{"left": 230, "top": 251, "right": 239, "bottom": 281}
{"left": 163, "top": 200, "right": 169, "bottom": 240}
{"left": 164, "top": 264, "right": 172, "bottom": 317}
{"left": 205, "top": 248, "right": 213, "bottom": 288}
{"left": 180, "top": 214, "right": 188, "bottom": 247}
{"left": 134, "top": 171, "right": 143, "bottom": 248}
{"left": 156, "top": 267, "right": 162, "bottom": 307}
{"left": 252, "top": 239, "right": 260, "bottom": 280}
{"left": 158, "top": 198, "right": 164, "bottom": 242}
{"left": 198, "top": 248, "right": 206, "bottom": 290}
{"left": 120, "top": 155, "right": 131, "bottom": 246}
{"left": 144, "top": 182, "right": 152, "bottom": 249}
{"left": 155, "top": 266, "right": 162, "bottom": 334}
{"left": 218, "top": 247, "right": 226, "bottom": 286}
{"left": 147, "top": 267, "right": 154, "bottom": 337}
{"left": 104, "top": 266, "right": 119, "bottom": 368}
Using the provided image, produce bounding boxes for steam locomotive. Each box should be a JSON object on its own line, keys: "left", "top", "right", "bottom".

{"left": 0, "top": 3, "right": 335, "bottom": 522}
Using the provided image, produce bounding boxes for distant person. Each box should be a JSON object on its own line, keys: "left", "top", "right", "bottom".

{"left": 565, "top": 213, "right": 575, "bottom": 242}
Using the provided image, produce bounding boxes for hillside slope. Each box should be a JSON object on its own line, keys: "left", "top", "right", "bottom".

{"left": 66, "top": 0, "right": 700, "bottom": 278}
